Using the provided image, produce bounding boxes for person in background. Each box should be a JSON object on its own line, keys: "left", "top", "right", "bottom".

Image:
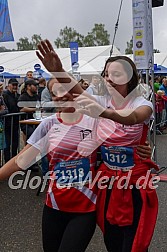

{"left": 18, "top": 79, "right": 39, "bottom": 139}
{"left": 0, "top": 89, "right": 8, "bottom": 165}
{"left": 3, "top": 78, "right": 20, "bottom": 162}
{"left": 38, "top": 78, "right": 46, "bottom": 100}
{"left": 154, "top": 76, "right": 161, "bottom": 93}
{"left": 159, "top": 78, "right": 167, "bottom": 127}
{"left": 41, "top": 78, "right": 58, "bottom": 116}
{"left": 18, "top": 79, "right": 40, "bottom": 171}
{"left": 0, "top": 82, "right": 4, "bottom": 96}
{"left": 20, "top": 70, "right": 34, "bottom": 94}
{"left": 86, "top": 75, "right": 101, "bottom": 95}
{"left": 79, "top": 79, "right": 89, "bottom": 90}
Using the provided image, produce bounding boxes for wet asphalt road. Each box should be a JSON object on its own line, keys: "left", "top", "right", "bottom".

{"left": 0, "top": 134, "right": 167, "bottom": 252}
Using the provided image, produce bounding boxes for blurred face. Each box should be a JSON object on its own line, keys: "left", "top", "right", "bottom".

{"left": 41, "top": 80, "right": 46, "bottom": 86}
{"left": 30, "top": 84, "right": 37, "bottom": 94}
{"left": 92, "top": 76, "right": 100, "bottom": 85}
{"left": 81, "top": 81, "right": 89, "bottom": 90}
{"left": 8, "top": 83, "right": 18, "bottom": 93}
{"left": 163, "top": 78, "right": 167, "bottom": 86}
{"left": 104, "top": 61, "right": 131, "bottom": 97}
{"left": 48, "top": 79, "right": 75, "bottom": 112}
{"left": 26, "top": 71, "right": 33, "bottom": 79}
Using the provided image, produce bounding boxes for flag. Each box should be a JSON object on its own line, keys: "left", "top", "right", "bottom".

{"left": 0, "top": 0, "right": 14, "bottom": 42}
{"left": 69, "top": 42, "right": 79, "bottom": 69}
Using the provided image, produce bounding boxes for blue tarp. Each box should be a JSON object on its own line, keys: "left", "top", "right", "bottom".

{"left": 141, "top": 65, "right": 167, "bottom": 75}
{"left": 154, "top": 65, "right": 167, "bottom": 75}
{"left": 0, "top": 72, "right": 20, "bottom": 79}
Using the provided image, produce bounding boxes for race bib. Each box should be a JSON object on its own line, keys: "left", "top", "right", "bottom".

{"left": 101, "top": 146, "right": 134, "bottom": 170}
{"left": 54, "top": 158, "right": 91, "bottom": 186}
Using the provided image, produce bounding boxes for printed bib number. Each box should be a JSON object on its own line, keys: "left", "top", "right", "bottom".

{"left": 54, "top": 158, "right": 90, "bottom": 186}
{"left": 101, "top": 146, "right": 134, "bottom": 170}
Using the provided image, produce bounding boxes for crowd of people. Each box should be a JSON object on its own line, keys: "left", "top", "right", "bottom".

{"left": 0, "top": 39, "right": 160, "bottom": 252}
{"left": 153, "top": 75, "right": 167, "bottom": 134}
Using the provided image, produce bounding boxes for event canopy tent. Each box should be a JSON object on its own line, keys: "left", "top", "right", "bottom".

{"left": 0, "top": 45, "right": 120, "bottom": 76}
{"left": 154, "top": 65, "right": 167, "bottom": 75}
{"left": 0, "top": 71, "right": 20, "bottom": 79}
{"left": 2, "top": 46, "right": 167, "bottom": 76}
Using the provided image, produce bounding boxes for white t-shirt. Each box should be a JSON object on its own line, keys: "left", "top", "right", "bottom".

{"left": 27, "top": 114, "right": 98, "bottom": 212}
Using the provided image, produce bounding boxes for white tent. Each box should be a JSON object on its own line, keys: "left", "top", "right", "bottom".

{"left": 0, "top": 45, "right": 121, "bottom": 76}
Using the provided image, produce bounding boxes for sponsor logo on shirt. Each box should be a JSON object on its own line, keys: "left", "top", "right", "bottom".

{"left": 80, "top": 129, "right": 92, "bottom": 140}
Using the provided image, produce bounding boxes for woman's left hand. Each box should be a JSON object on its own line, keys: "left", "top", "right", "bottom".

{"left": 136, "top": 141, "right": 152, "bottom": 159}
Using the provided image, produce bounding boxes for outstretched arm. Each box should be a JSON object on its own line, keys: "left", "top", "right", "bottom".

{"left": 75, "top": 94, "right": 152, "bottom": 124}
{"left": 100, "top": 105, "right": 152, "bottom": 125}
{"left": 0, "top": 144, "right": 39, "bottom": 180}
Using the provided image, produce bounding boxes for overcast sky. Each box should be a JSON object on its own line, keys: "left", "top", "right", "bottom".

{"left": 1, "top": 0, "right": 167, "bottom": 53}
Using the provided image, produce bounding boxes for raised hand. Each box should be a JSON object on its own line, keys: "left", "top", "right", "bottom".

{"left": 36, "top": 40, "right": 63, "bottom": 73}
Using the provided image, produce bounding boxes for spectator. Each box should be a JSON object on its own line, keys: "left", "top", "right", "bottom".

{"left": 38, "top": 78, "right": 46, "bottom": 100}
{"left": 18, "top": 79, "right": 40, "bottom": 171}
{"left": 159, "top": 78, "right": 167, "bottom": 127}
{"left": 3, "top": 78, "right": 20, "bottom": 162}
{"left": 18, "top": 79, "right": 39, "bottom": 139}
{"left": 41, "top": 78, "right": 57, "bottom": 115}
{"left": 20, "top": 70, "right": 34, "bottom": 94}
{"left": 78, "top": 79, "right": 89, "bottom": 90}
{"left": 0, "top": 82, "right": 4, "bottom": 96}
{"left": 154, "top": 76, "right": 161, "bottom": 93}
{"left": 0, "top": 94, "right": 8, "bottom": 164}
{"left": 86, "top": 75, "right": 101, "bottom": 95}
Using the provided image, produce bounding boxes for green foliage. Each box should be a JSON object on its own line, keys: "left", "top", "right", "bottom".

{"left": 125, "top": 36, "right": 133, "bottom": 54}
{"left": 54, "top": 23, "right": 110, "bottom": 48}
{"left": 32, "top": 34, "right": 43, "bottom": 49}
{"left": 16, "top": 34, "right": 42, "bottom": 51}
{"left": 83, "top": 24, "right": 110, "bottom": 46}
{"left": 54, "top": 26, "right": 84, "bottom": 48}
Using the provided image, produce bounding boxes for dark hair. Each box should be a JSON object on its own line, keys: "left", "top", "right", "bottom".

{"left": 25, "top": 79, "right": 38, "bottom": 88}
{"left": 78, "top": 79, "right": 84, "bottom": 84}
{"left": 8, "top": 78, "right": 19, "bottom": 85}
{"left": 101, "top": 56, "right": 139, "bottom": 94}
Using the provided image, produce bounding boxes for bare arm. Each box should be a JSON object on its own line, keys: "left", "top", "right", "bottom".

{"left": 0, "top": 144, "right": 40, "bottom": 180}
{"left": 20, "top": 107, "right": 36, "bottom": 113}
{"left": 100, "top": 105, "right": 152, "bottom": 125}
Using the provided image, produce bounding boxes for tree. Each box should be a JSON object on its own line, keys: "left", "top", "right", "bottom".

{"left": 54, "top": 23, "right": 110, "bottom": 48}
{"left": 54, "top": 26, "right": 84, "bottom": 48}
{"left": 83, "top": 24, "right": 110, "bottom": 46}
{"left": 16, "top": 34, "right": 43, "bottom": 51}
{"left": 32, "top": 34, "right": 42, "bottom": 49}
{"left": 17, "top": 37, "right": 33, "bottom": 51}
{"left": 125, "top": 37, "right": 133, "bottom": 54}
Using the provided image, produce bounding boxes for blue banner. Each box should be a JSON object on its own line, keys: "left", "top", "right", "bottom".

{"left": 69, "top": 42, "right": 78, "bottom": 68}
{"left": 0, "top": 0, "right": 14, "bottom": 42}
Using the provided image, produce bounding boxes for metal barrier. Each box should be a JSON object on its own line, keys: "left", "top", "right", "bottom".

{"left": 1, "top": 112, "right": 28, "bottom": 166}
